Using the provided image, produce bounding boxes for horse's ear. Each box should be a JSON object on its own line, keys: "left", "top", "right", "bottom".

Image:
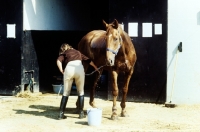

{"left": 112, "top": 19, "right": 119, "bottom": 29}
{"left": 102, "top": 19, "right": 108, "bottom": 29}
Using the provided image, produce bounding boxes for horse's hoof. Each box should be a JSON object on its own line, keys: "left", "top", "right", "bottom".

{"left": 111, "top": 114, "right": 118, "bottom": 120}
{"left": 92, "top": 105, "right": 97, "bottom": 108}
{"left": 79, "top": 111, "right": 86, "bottom": 119}
{"left": 121, "top": 111, "right": 129, "bottom": 117}
{"left": 89, "top": 102, "right": 97, "bottom": 108}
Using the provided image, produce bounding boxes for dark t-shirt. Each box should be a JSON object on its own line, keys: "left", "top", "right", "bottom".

{"left": 57, "top": 49, "right": 91, "bottom": 68}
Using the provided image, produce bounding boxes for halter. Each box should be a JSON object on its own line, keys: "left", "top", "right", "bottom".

{"left": 106, "top": 31, "right": 122, "bottom": 55}
{"left": 106, "top": 44, "right": 121, "bottom": 55}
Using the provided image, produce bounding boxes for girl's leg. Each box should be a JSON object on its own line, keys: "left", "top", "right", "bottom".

{"left": 74, "top": 64, "right": 85, "bottom": 118}
{"left": 58, "top": 64, "right": 74, "bottom": 119}
{"left": 58, "top": 96, "right": 68, "bottom": 119}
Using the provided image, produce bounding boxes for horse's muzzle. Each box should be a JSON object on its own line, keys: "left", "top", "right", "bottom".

{"left": 105, "top": 57, "right": 115, "bottom": 66}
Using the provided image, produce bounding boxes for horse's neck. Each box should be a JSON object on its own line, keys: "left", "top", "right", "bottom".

{"left": 120, "top": 31, "right": 134, "bottom": 60}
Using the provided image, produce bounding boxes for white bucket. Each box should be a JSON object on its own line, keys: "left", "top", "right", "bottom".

{"left": 87, "top": 108, "right": 102, "bottom": 126}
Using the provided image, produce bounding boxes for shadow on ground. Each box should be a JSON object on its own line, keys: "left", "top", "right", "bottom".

{"left": 13, "top": 105, "right": 88, "bottom": 120}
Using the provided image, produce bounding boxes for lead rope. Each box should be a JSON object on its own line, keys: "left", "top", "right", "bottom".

{"left": 85, "top": 64, "right": 106, "bottom": 76}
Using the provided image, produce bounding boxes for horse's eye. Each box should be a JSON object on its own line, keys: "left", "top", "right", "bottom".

{"left": 114, "top": 38, "right": 118, "bottom": 41}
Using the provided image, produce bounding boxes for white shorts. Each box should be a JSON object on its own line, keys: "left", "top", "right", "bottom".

{"left": 63, "top": 60, "right": 85, "bottom": 96}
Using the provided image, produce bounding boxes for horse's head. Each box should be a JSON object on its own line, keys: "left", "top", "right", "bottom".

{"left": 103, "top": 19, "right": 122, "bottom": 66}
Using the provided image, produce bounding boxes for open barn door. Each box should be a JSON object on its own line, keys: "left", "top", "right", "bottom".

{"left": 0, "top": 0, "right": 23, "bottom": 95}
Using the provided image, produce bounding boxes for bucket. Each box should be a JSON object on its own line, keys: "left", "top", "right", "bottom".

{"left": 52, "top": 84, "right": 63, "bottom": 94}
{"left": 87, "top": 108, "right": 102, "bottom": 126}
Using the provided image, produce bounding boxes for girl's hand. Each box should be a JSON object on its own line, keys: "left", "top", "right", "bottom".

{"left": 95, "top": 67, "right": 100, "bottom": 74}
{"left": 90, "top": 61, "right": 100, "bottom": 74}
{"left": 60, "top": 70, "right": 64, "bottom": 74}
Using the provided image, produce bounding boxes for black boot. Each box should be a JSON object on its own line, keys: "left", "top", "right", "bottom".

{"left": 78, "top": 95, "right": 86, "bottom": 119}
{"left": 75, "top": 97, "right": 79, "bottom": 114}
{"left": 58, "top": 96, "right": 68, "bottom": 120}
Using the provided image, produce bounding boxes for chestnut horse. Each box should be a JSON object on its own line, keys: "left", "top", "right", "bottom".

{"left": 78, "top": 19, "right": 137, "bottom": 120}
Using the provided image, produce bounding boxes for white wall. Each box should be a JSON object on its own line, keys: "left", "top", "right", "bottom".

{"left": 23, "top": 0, "right": 90, "bottom": 30}
{"left": 167, "top": 0, "right": 200, "bottom": 104}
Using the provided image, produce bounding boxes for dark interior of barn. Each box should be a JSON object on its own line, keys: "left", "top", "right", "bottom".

{"left": 0, "top": 0, "right": 167, "bottom": 103}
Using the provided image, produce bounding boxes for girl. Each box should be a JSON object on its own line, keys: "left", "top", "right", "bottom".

{"left": 57, "top": 43, "right": 99, "bottom": 119}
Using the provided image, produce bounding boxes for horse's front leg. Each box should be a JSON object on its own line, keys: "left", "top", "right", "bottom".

{"left": 89, "top": 69, "right": 103, "bottom": 108}
{"left": 120, "top": 68, "right": 133, "bottom": 117}
{"left": 111, "top": 70, "right": 119, "bottom": 120}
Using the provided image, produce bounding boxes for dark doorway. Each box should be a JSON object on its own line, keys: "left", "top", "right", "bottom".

{"left": 21, "top": 1, "right": 109, "bottom": 93}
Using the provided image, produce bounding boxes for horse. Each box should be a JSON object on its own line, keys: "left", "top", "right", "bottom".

{"left": 78, "top": 19, "right": 137, "bottom": 120}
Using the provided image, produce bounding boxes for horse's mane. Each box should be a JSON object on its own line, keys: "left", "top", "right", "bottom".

{"left": 117, "top": 25, "right": 135, "bottom": 55}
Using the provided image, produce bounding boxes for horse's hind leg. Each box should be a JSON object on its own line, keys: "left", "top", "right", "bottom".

{"left": 120, "top": 68, "right": 133, "bottom": 117}
{"left": 89, "top": 69, "right": 103, "bottom": 108}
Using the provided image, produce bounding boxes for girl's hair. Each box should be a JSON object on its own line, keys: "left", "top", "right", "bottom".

{"left": 59, "top": 43, "right": 72, "bottom": 55}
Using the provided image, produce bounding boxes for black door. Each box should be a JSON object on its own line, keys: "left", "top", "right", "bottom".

{"left": 108, "top": 0, "right": 167, "bottom": 103}
{"left": 0, "top": 0, "right": 23, "bottom": 95}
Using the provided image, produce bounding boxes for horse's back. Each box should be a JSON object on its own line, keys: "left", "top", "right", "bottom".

{"left": 78, "top": 30, "right": 107, "bottom": 62}
{"left": 78, "top": 30, "right": 105, "bottom": 46}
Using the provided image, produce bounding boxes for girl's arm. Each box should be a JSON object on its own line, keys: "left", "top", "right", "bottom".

{"left": 89, "top": 61, "right": 100, "bottom": 73}
{"left": 57, "top": 60, "right": 64, "bottom": 74}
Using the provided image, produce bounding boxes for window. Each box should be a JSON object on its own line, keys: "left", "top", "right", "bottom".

{"left": 142, "top": 23, "right": 152, "bottom": 37}
{"left": 128, "top": 23, "right": 138, "bottom": 37}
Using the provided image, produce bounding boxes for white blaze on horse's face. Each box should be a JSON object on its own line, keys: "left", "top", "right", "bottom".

{"left": 106, "top": 28, "right": 121, "bottom": 66}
